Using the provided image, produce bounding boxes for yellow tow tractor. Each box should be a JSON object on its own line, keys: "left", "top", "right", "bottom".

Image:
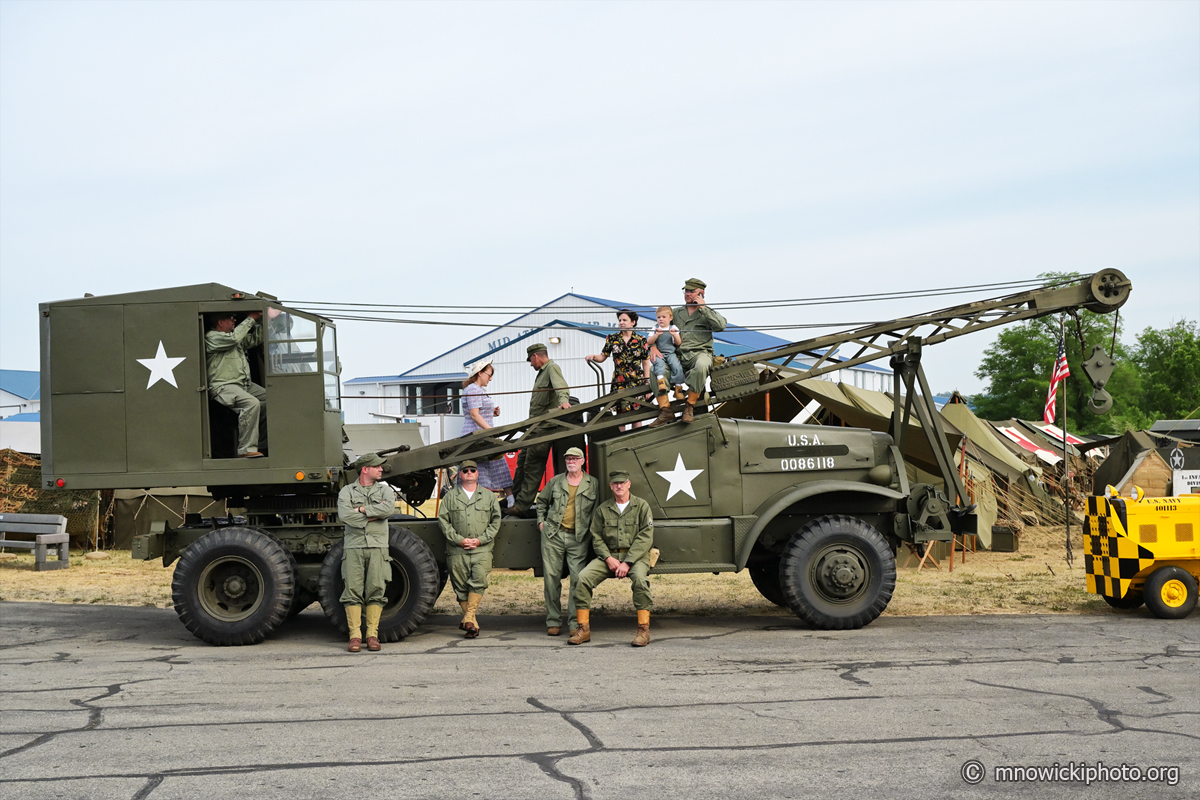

{"left": 1084, "top": 488, "right": 1200, "bottom": 619}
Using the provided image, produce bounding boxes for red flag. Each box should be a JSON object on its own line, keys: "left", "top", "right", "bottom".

{"left": 1043, "top": 337, "right": 1071, "bottom": 423}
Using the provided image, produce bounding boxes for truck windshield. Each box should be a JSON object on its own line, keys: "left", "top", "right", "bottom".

{"left": 322, "top": 324, "right": 339, "bottom": 410}
{"left": 267, "top": 307, "right": 318, "bottom": 374}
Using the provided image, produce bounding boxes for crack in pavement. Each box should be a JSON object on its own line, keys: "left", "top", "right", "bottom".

{"left": 0, "top": 679, "right": 157, "bottom": 759}
{"left": 1137, "top": 685, "right": 1171, "bottom": 705}
{"left": 967, "top": 679, "right": 1200, "bottom": 741}
{"left": 0, "top": 723, "right": 1181, "bottom": 789}
{"left": 521, "top": 697, "right": 606, "bottom": 800}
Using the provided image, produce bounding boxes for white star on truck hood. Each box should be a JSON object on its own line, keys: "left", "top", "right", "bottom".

{"left": 656, "top": 454, "right": 705, "bottom": 501}
{"left": 136, "top": 341, "right": 186, "bottom": 389}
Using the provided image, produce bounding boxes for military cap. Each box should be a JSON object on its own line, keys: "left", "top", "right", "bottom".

{"left": 526, "top": 342, "right": 548, "bottom": 361}
{"left": 459, "top": 460, "right": 479, "bottom": 470}
{"left": 564, "top": 446, "right": 585, "bottom": 459}
{"left": 682, "top": 278, "right": 707, "bottom": 291}
{"left": 608, "top": 469, "right": 631, "bottom": 483}
{"left": 354, "top": 453, "right": 386, "bottom": 468}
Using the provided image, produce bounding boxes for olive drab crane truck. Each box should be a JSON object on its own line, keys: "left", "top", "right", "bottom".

{"left": 39, "top": 271, "right": 1132, "bottom": 645}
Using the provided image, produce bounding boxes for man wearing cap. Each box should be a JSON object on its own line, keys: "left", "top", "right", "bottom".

{"left": 535, "top": 446, "right": 599, "bottom": 636}
{"left": 568, "top": 470, "right": 655, "bottom": 647}
{"left": 438, "top": 460, "right": 502, "bottom": 638}
{"left": 205, "top": 311, "right": 268, "bottom": 457}
{"left": 337, "top": 453, "right": 396, "bottom": 652}
{"left": 507, "top": 343, "right": 572, "bottom": 517}
{"left": 670, "top": 278, "right": 727, "bottom": 424}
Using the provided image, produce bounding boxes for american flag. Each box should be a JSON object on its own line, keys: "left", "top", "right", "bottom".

{"left": 1043, "top": 337, "right": 1071, "bottom": 423}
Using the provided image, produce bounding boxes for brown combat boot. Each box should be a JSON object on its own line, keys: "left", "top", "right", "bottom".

{"left": 681, "top": 404, "right": 694, "bottom": 424}
{"left": 649, "top": 409, "right": 674, "bottom": 427}
{"left": 364, "top": 606, "right": 383, "bottom": 651}
{"left": 464, "top": 592, "right": 482, "bottom": 638}
{"left": 345, "top": 605, "right": 363, "bottom": 652}
{"left": 567, "top": 624, "right": 591, "bottom": 645}
{"left": 547, "top": 627, "right": 561, "bottom": 636}
{"left": 632, "top": 610, "right": 650, "bottom": 647}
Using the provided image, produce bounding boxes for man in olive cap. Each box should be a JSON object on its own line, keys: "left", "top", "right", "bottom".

{"left": 507, "top": 342, "right": 571, "bottom": 517}
{"left": 535, "top": 446, "right": 599, "bottom": 636}
{"left": 665, "top": 278, "right": 727, "bottom": 424}
{"left": 438, "top": 459, "right": 502, "bottom": 638}
{"left": 337, "top": 453, "right": 395, "bottom": 652}
{"left": 568, "top": 470, "right": 655, "bottom": 647}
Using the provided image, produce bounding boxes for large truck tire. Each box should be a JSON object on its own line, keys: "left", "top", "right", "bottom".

{"left": 171, "top": 527, "right": 295, "bottom": 646}
{"left": 318, "top": 525, "right": 441, "bottom": 642}
{"left": 780, "top": 515, "right": 896, "bottom": 630}
{"left": 1143, "top": 567, "right": 1198, "bottom": 620}
{"left": 749, "top": 560, "right": 787, "bottom": 607}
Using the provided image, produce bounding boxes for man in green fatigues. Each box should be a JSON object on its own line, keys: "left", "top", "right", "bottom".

{"left": 205, "top": 311, "right": 269, "bottom": 457}
{"left": 671, "top": 278, "right": 727, "bottom": 424}
{"left": 535, "top": 446, "right": 599, "bottom": 636}
{"left": 438, "top": 460, "right": 502, "bottom": 638}
{"left": 507, "top": 343, "right": 571, "bottom": 517}
{"left": 568, "top": 470, "right": 655, "bottom": 647}
{"left": 337, "top": 453, "right": 396, "bottom": 652}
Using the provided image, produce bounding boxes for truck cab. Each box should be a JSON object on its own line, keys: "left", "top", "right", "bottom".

{"left": 39, "top": 284, "right": 344, "bottom": 493}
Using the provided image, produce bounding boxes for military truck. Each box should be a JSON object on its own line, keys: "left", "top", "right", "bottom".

{"left": 39, "top": 271, "right": 1131, "bottom": 645}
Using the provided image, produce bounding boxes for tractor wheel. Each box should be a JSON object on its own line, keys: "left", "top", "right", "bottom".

{"left": 171, "top": 528, "right": 295, "bottom": 646}
{"left": 318, "top": 525, "right": 441, "bottom": 642}
{"left": 780, "top": 515, "right": 896, "bottom": 630}
{"left": 1101, "top": 590, "right": 1144, "bottom": 611}
{"left": 1143, "top": 567, "right": 1198, "bottom": 620}
{"left": 749, "top": 560, "right": 787, "bottom": 607}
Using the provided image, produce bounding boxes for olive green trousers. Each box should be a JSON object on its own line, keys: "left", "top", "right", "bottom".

{"left": 446, "top": 548, "right": 493, "bottom": 602}
{"left": 340, "top": 547, "right": 390, "bottom": 606}
{"left": 573, "top": 558, "right": 652, "bottom": 611}
{"left": 541, "top": 532, "right": 590, "bottom": 630}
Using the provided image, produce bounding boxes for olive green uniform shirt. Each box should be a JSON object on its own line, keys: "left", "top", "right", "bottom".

{"left": 589, "top": 495, "right": 654, "bottom": 565}
{"left": 528, "top": 359, "right": 570, "bottom": 417}
{"left": 536, "top": 472, "right": 600, "bottom": 541}
{"left": 672, "top": 305, "right": 728, "bottom": 357}
{"left": 337, "top": 480, "right": 396, "bottom": 548}
{"left": 438, "top": 486, "right": 502, "bottom": 553}
{"left": 205, "top": 317, "right": 262, "bottom": 390}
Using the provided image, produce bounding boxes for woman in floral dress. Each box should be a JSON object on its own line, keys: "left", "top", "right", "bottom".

{"left": 585, "top": 310, "right": 651, "bottom": 414}
{"left": 459, "top": 358, "right": 514, "bottom": 501}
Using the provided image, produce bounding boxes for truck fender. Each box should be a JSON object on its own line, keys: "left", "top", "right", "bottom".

{"left": 735, "top": 481, "right": 907, "bottom": 570}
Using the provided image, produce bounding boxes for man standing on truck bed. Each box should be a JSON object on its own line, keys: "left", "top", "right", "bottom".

{"left": 337, "top": 453, "right": 396, "bottom": 653}
{"left": 569, "top": 470, "right": 655, "bottom": 647}
{"left": 671, "top": 278, "right": 726, "bottom": 424}
{"left": 205, "top": 311, "right": 268, "bottom": 457}
{"left": 535, "top": 446, "right": 600, "bottom": 637}
{"left": 438, "top": 460, "right": 502, "bottom": 638}
{"left": 506, "top": 342, "right": 572, "bottom": 517}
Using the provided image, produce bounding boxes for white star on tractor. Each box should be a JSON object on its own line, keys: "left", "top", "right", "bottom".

{"left": 656, "top": 453, "right": 705, "bottom": 501}
{"left": 136, "top": 341, "right": 187, "bottom": 389}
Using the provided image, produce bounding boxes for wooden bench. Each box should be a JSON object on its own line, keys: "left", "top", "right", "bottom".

{"left": 0, "top": 513, "right": 70, "bottom": 571}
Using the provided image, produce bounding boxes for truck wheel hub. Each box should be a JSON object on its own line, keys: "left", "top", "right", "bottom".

{"left": 224, "top": 576, "right": 247, "bottom": 599}
{"left": 820, "top": 554, "right": 864, "bottom": 596}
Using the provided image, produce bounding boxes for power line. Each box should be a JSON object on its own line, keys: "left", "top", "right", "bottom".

{"left": 285, "top": 276, "right": 1068, "bottom": 316}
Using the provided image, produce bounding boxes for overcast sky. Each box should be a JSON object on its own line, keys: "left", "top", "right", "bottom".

{"left": 2, "top": 0, "right": 1197, "bottom": 396}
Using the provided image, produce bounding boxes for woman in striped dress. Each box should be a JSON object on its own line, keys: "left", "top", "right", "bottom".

{"left": 459, "top": 359, "right": 514, "bottom": 502}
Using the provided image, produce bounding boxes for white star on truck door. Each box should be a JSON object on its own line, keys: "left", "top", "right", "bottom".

{"left": 656, "top": 454, "right": 704, "bottom": 501}
{"left": 136, "top": 341, "right": 186, "bottom": 389}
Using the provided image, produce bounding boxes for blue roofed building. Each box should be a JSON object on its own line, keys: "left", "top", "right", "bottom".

{"left": 0, "top": 369, "right": 40, "bottom": 419}
{"left": 343, "top": 294, "right": 888, "bottom": 445}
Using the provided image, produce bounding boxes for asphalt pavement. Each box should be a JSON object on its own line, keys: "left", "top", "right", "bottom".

{"left": 0, "top": 602, "right": 1196, "bottom": 800}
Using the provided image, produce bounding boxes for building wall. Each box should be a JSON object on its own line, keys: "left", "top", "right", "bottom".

{"left": 0, "top": 389, "right": 39, "bottom": 419}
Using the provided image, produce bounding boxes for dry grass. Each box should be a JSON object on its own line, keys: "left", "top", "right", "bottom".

{"left": 0, "top": 525, "right": 1109, "bottom": 617}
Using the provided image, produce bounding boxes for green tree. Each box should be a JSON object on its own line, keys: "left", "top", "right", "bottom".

{"left": 1129, "top": 319, "right": 1200, "bottom": 422}
{"left": 970, "top": 273, "right": 1138, "bottom": 434}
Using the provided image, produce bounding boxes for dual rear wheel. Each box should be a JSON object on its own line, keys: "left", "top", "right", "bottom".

{"left": 172, "top": 525, "right": 440, "bottom": 645}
